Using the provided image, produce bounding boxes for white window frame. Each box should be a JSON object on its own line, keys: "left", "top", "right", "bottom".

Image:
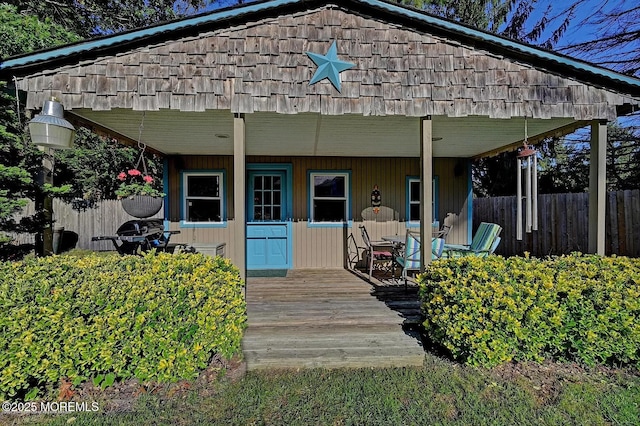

{"left": 309, "top": 171, "right": 350, "bottom": 224}
{"left": 182, "top": 171, "right": 224, "bottom": 225}
{"left": 407, "top": 177, "right": 438, "bottom": 225}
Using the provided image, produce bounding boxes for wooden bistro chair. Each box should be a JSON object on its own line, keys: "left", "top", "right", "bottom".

{"left": 442, "top": 222, "right": 502, "bottom": 258}
{"left": 359, "top": 225, "right": 395, "bottom": 281}
{"left": 395, "top": 229, "right": 445, "bottom": 288}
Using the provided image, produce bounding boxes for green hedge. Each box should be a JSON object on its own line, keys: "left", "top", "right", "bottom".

{"left": 418, "top": 254, "right": 640, "bottom": 368}
{"left": 0, "top": 251, "right": 246, "bottom": 400}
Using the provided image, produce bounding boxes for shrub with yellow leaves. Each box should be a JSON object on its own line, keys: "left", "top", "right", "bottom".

{"left": 418, "top": 253, "right": 640, "bottom": 368}
{"left": 0, "top": 251, "right": 246, "bottom": 400}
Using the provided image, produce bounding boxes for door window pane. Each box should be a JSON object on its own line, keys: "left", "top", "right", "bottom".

{"left": 252, "top": 174, "right": 284, "bottom": 221}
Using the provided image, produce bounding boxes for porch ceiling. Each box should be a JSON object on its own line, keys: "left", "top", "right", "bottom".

{"left": 72, "top": 109, "right": 578, "bottom": 158}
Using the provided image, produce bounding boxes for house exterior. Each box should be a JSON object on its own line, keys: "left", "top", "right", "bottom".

{"left": 2, "top": 0, "right": 639, "bottom": 277}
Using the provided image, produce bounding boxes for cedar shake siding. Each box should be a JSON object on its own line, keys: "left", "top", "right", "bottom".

{"left": 15, "top": 8, "right": 637, "bottom": 120}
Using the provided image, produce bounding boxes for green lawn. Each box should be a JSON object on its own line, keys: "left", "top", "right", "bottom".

{"left": 14, "top": 354, "right": 640, "bottom": 426}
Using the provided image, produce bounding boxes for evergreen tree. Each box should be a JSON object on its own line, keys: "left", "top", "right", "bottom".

{"left": 4, "top": 0, "right": 216, "bottom": 38}
{"left": 0, "top": 5, "right": 79, "bottom": 250}
{"left": 0, "top": 81, "right": 36, "bottom": 244}
{"left": 0, "top": 4, "right": 81, "bottom": 57}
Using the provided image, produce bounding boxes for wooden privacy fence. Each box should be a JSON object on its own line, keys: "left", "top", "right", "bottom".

{"left": 8, "top": 199, "right": 162, "bottom": 252}
{"left": 473, "top": 189, "right": 640, "bottom": 257}
{"left": 8, "top": 191, "right": 640, "bottom": 257}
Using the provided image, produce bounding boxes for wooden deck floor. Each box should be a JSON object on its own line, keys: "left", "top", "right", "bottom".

{"left": 242, "top": 269, "right": 426, "bottom": 370}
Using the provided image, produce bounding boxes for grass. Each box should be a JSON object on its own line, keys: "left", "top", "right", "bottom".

{"left": 12, "top": 354, "right": 640, "bottom": 426}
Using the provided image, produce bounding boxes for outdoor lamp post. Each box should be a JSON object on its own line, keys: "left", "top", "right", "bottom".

{"left": 28, "top": 98, "right": 76, "bottom": 256}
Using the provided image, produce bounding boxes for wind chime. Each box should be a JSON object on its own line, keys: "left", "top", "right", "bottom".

{"left": 516, "top": 117, "right": 538, "bottom": 241}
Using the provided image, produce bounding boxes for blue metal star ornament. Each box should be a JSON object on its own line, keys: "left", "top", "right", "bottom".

{"left": 306, "top": 41, "right": 355, "bottom": 92}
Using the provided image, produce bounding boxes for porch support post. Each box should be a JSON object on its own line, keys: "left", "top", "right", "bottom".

{"left": 234, "top": 113, "right": 246, "bottom": 280}
{"left": 588, "top": 120, "right": 607, "bottom": 255}
{"left": 420, "top": 116, "right": 433, "bottom": 271}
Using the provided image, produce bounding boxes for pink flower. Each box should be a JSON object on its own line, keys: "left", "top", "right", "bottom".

{"left": 143, "top": 175, "right": 154, "bottom": 183}
{"left": 117, "top": 172, "right": 127, "bottom": 181}
{"left": 128, "top": 169, "right": 142, "bottom": 176}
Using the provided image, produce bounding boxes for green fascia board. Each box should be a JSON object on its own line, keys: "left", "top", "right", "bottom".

{"left": 1, "top": 0, "right": 639, "bottom": 94}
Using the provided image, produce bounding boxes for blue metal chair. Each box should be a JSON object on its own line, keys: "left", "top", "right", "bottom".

{"left": 395, "top": 229, "right": 445, "bottom": 288}
{"left": 441, "top": 222, "right": 502, "bottom": 258}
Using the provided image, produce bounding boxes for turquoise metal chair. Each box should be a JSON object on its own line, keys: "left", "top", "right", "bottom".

{"left": 395, "top": 229, "right": 445, "bottom": 288}
{"left": 442, "top": 222, "right": 502, "bottom": 258}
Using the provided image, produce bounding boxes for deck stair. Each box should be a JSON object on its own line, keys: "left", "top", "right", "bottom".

{"left": 242, "top": 269, "right": 426, "bottom": 370}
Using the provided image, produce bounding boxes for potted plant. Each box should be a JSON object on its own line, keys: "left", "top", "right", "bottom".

{"left": 115, "top": 169, "right": 165, "bottom": 218}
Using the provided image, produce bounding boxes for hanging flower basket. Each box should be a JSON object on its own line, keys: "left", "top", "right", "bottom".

{"left": 121, "top": 195, "right": 163, "bottom": 218}
{"left": 115, "top": 168, "right": 165, "bottom": 218}
{"left": 115, "top": 118, "right": 164, "bottom": 218}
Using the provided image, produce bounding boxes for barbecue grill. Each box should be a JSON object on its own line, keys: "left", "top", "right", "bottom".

{"left": 92, "top": 219, "right": 183, "bottom": 255}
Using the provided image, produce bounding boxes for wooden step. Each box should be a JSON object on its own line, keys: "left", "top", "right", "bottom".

{"left": 243, "top": 269, "right": 426, "bottom": 370}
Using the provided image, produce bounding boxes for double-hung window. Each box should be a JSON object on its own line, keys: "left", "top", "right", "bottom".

{"left": 182, "top": 171, "right": 224, "bottom": 224}
{"left": 310, "top": 172, "right": 350, "bottom": 223}
{"left": 407, "top": 176, "right": 438, "bottom": 224}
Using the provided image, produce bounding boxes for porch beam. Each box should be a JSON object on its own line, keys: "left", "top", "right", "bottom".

{"left": 588, "top": 120, "right": 607, "bottom": 255}
{"left": 66, "top": 111, "right": 166, "bottom": 156}
{"left": 420, "top": 116, "right": 433, "bottom": 271}
{"left": 234, "top": 113, "right": 246, "bottom": 280}
{"left": 473, "top": 120, "right": 590, "bottom": 160}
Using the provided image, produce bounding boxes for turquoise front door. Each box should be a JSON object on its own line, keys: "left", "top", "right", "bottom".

{"left": 247, "top": 170, "right": 292, "bottom": 269}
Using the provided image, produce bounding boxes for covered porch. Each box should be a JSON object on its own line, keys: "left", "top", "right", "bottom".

{"left": 66, "top": 110, "right": 609, "bottom": 277}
